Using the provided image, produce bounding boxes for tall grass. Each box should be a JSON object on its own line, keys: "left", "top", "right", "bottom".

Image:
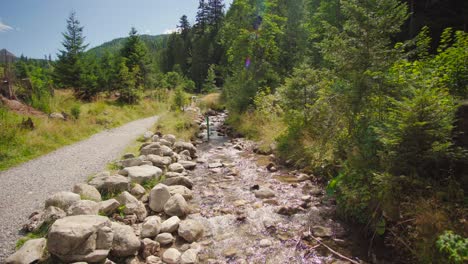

{"left": 0, "top": 90, "right": 170, "bottom": 170}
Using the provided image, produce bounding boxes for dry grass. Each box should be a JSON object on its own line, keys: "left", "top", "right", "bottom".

{"left": 199, "top": 92, "right": 224, "bottom": 112}
{"left": 0, "top": 89, "right": 170, "bottom": 170}
{"left": 155, "top": 110, "right": 198, "bottom": 141}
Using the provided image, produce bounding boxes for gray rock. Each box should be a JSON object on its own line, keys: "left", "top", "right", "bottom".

{"left": 178, "top": 220, "right": 204, "bottom": 242}
{"left": 146, "top": 255, "right": 163, "bottom": 264}
{"left": 139, "top": 238, "right": 160, "bottom": 259}
{"left": 116, "top": 191, "right": 147, "bottom": 221}
{"left": 147, "top": 155, "right": 172, "bottom": 168}
{"left": 67, "top": 200, "right": 100, "bottom": 216}
{"left": 162, "top": 248, "right": 181, "bottom": 264}
{"left": 174, "top": 142, "right": 197, "bottom": 157}
{"left": 160, "top": 145, "right": 174, "bottom": 156}
{"left": 164, "top": 194, "right": 188, "bottom": 217}
{"left": 254, "top": 187, "right": 275, "bottom": 199}
{"left": 49, "top": 112, "right": 65, "bottom": 120}
{"left": 160, "top": 216, "right": 181, "bottom": 233}
{"left": 124, "top": 165, "right": 162, "bottom": 184}
{"left": 48, "top": 215, "right": 113, "bottom": 263}
{"left": 155, "top": 233, "right": 175, "bottom": 245}
{"left": 164, "top": 172, "right": 184, "bottom": 178}
{"left": 159, "top": 138, "right": 172, "bottom": 147}
{"left": 149, "top": 184, "right": 171, "bottom": 213}
{"left": 162, "top": 134, "right": 176, "bottom": 145}
{"left": 121, "top": 158, "right": 144, "bottom": 168}
{"left": 162, "top": 176, "right": 193, "bottom": 189}
{"left": 45, "top": 191, "right": 80, "bottom": 211}
{"left": 98, "top": 199, "right": 120, "bottom": 215}
{"left": 178, "top": 161, "right": 196, "bottom": 170}
{"left": 259, "top": 239, "right": 272, "bottom": 247}
{"left": 73, "top": 183, "right": 102, "bottom": 202}
{"left": 23, "top": 206, "right": 66, "bottom": 233}
{"left": 208, "top": 162, "right": 223, "bottom": 169}
{"left": 143, "top": 131, "right": 154, "bottom": 140}
{"left": 123, "top": 153, "right": 135, "bottom": 159}
{"left": 168, "top": 185, "right": 193, "bottom": 200}
{"left": 180, "top": 249, "right": 198, "bottom": 264}
{"left": 89, "top": 175, "right": 129, "bottom": 193}
{"left": 168, "top": 163, "right": 185, "bottom": 173}
{"left": 130, "top": 183, "right": 146, "bottom": 199}
{"left": 141, "top": 216, "right": 162, "bottom": 238}
{"left": 111, "top": 222, "right": 141, "bottom": 257}
{"left": 6, "top": 238, "right": 47, "bottom": 264}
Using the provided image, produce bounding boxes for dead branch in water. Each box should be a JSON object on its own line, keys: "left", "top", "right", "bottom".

{"left": 308, "top": 227, "right": 361, "bottom": 264}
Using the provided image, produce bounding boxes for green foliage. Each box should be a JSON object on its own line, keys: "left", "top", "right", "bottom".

{"left": 121, "top": 27, "right": 151, "bottom": 88}
{"left": 27, "top": 66, "right": 54, "bottom": 113}
{"left": 116, "top": 59, "right": 141, "bottom": 104}
{"left": 70, "top": 104, "right": 81, "bottom": 119}
{"left": 202, "top": 64, "right": 217, "bottom": 93}
{"left": 172, "top": 86, "right": 188, "bottom": 111}
{"left": 436, "top": 231, "right": 468, "bottom": 264}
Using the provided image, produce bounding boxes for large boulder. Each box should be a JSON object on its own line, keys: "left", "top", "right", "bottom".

{"left": 47, "top": 215, "right": 113, "bottom": 263}
{"left": 180, "top": 249, "right": 198, "bottom": 264}
{"left": 168, "top": 163, "right": 185, "bottom": 173}
{"left": 110, "top": 222, "right": 141, "bottom": 257}
{"left": 162, "top": 176, "right": 194, "bottom": 189}
{"left": 67, "top": 200, "right": 100, "bottom": 216}
{"left": 174, "top": 142, "right": 197, "bottom": 157}
{"left": 160, "top": 145, "right": 174, "bottom": 157}
{"left": 160, "top": 216, "right": 181, "bottom": 233}
{"left": 120, "top": 157, "right": 144, "bottom": 168}
{"left": 141, "top": 216, "right": 162, "bottom": 238}
{"left": 98, "top": 199, "right": 120, "bottom": 215}
{"left": 23, "top": 206, "right": 66, "bottom": 233}
{"left": 147, "top": 155, "right": 172, "bottom": 169}
{"left": 149, "top": 184, "right": 171, "bottom": 212}
{"left": 162, "top": 134, "right": 176, "bottom": 145}
{"left": 123, "top": 165, "right": 162, "bottom": 184}
{"left": 73, "top": 183, "right": 102, "bottom": 202}
{"left": 6, "top": 238, "right": 47, "bottom": 264}
{"left": 140, "top": 143, "right": 162, "bottom": 156}
{"left": 178, "top": 220, "right": 204, "bottom": 242}
{"left": 178, "top": 161, "right": 197, "bottom": 170}
{"left": 162, "top": 248, "right": 181, "bottom": 264}
{"left": 164, "top": 194, "right": 188, "bottom": 217}
{"left": 168, "top": 185, "right": 193, "bottom": 200}
{"left": 45, "top": 191, "right": 80, "bottom": 211}
{"left": 89, "top": 175, "right": 129, "bottom": 193}
{"left": 116, "top": 192, "right": 147, "bottom": 221}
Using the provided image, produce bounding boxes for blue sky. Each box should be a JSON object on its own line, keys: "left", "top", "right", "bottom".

{"left": 0, "top": 0, "right": 232, "bottom": 59}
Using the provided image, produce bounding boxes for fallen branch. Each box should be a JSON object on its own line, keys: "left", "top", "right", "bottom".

{"left": 308, "top": 228, "right": 360, "bottom": 264}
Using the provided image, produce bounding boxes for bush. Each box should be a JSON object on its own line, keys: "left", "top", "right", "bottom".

{"left": 436, "top": 230, "right": 468, "bottom": 264}
{"left": 172, "top": 86, "right": 188, "bottom": 111}
{"left": 70, "top": 104, "right": 81, "bottom": 120}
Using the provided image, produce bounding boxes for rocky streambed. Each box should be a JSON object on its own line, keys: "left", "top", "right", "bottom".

{"left": 7, "top": 110, "right": 372, "bottom": 264}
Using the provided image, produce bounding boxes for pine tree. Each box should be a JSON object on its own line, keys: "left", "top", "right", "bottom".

{"left": 54, "top": 12, "right": 88, "bottom": 90}
{"left": 121, "top": 27, "right": 151, "bottom": 88}
{"left": 207, "top": 0, "right": 225, "bottom": 28}
{"left": 202, "top": 64, "right": 217, "bottom": 93}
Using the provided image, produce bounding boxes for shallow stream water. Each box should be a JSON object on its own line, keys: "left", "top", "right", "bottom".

{"left": 185, "top": 112, "right": 371, "bottom": 264}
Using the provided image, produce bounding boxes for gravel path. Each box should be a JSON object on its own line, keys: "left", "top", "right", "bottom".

{"left": 0, "top": 115, "right": 158, "bottom": 261}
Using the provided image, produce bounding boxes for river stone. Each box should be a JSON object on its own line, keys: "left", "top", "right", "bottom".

{"left": 155, "top": 233, "right": 175, "bottom": 245}
{"left": 121, "top": 157, "right": 144, "bottom": 168}
{"left": 168, "top": 185, "right": 193, "bottom": 200}
{"left": 47, "top": 215, "right": 113, "bottom": 263}
{"left": 67, "top": 200, "right": 100, "bottom": 216}
{"left": 168, "top": 163, "right": 185, "bottom": 173}
{"left": 312, "top": 225, "right": 332, "bottom": 237}
{"left": 160, "top": 145, "right": 174, "bottom": 157}
{"left": 24, "top": 206, "right": 66, "bottom": 233}
{"left": 89, "top": 175, "right": 129, "bottom": 193}
{"left": 178, "top": 160, "right": 196, "bottom": 170}
{"left": 6, "top": 238, "right": 47, "bottom": 264}
{"left": 174, "top": 142, "right": 197, "bottom": 157}
{"left": 110, "top": 222, "right": 141, "bottom": 257}
{"left": 164, "top": 194, "right": 188, "bottom": 217}
{"left": 149, "top": 184, "right": 171, "bottom": 212}
{"left": 116, "top": 191, "right": 147, "bottom": 221}
{"left": 162, "top": 176, "right": 194, "bottom": 189}
{"left": 180, "top": 249, "right": 198, "bottom": 264}
{"left": 45, "top": 191, "right": 80, "bottom": 211}
{"left": 254, "top": 187, "right": 275, "bottom": 199}
{"left": 124, "top": 165, "right": 162, "bottom": 184}
{"left": 146, "top": 255, "right": 163, "bottom": 264}
{"left": 163, "top": 134, "right": 176, "bottom": 145}
{"left": 162, "top": 248, "right": 181, "bottom": 264}
{"left": 73, "top": 183, "right": 102, "bottom": 202}
{"left": 147, "top": 155, "right": 172, "bottom": 168}
{"left": 160, "top": 216, "right": 181, "bottom": 233}
{"left": 141, "top": 216, "right": 162, "bottom": 238}
{"left": 98, "top": 199, "right": 120, "bottom": 215}
{"left": 144, "top": 131, "right": 154, "bottom": 140}
{"left": 140, "top": 238, "right": 160, "bottom": 259}
{"left": 165, "top": 172, "right": 184, "bottom": 178}
{"left": 130, "top": 183, "right": 146, "bottom": 199}
{"left": 259, "top": 239, "right": 272, "bottom": 247}
{"left": 159, "top": 138, "right": 173, "bottom": 147}
{"left": 178, "top": 220, "right": 204, "bottom": 242}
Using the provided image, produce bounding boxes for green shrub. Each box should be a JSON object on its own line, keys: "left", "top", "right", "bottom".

{"left": 436, "top": 231, "right": 468, "bottom": 263}
{"left": 70, "top": 104, "right": 81, "bottom": 119}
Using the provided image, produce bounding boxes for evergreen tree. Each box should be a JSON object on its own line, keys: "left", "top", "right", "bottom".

{"left": 54, "top": 12, "right": 88, "bottom": 90}
{"left": 121, "top": 27, "right": 151, "bottom": 88}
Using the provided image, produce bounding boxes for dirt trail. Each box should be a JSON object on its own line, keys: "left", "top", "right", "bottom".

{"left": 0, "top": 115, "right": 158, "bottom": 261}
{"left": 185, "top": 112, "right": 370, "bottom": 263}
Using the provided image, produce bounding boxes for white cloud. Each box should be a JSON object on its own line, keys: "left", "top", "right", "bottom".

{"left": 163, "top": 28, "right": 180, "bottom": 34}
{"left": 144, "top": 29, "right": 151, "bottom": 34}
{"left": 0, "top": 21, "right": 13, "bottom": 32}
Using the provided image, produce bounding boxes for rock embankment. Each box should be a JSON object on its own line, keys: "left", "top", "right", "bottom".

{"left": 8, "top": 116, "right": 208, "bottom": 264}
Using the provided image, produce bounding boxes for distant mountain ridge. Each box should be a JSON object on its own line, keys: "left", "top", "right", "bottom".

{"left": 87, "top": 34, "right": 169, "bottom": 58}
